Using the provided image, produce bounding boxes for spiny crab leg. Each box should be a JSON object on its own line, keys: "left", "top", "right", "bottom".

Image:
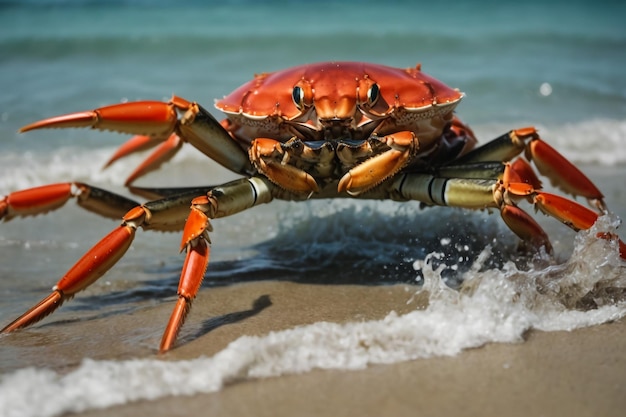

{"left": 1, "top": 182, "right": 139, "bottom": 221}
{"left": 0, "top": 208, "right": 141, "bottom": 333}
{"left": 20, "top": 100, "right": 179, "bottom": 136}
{"left": 393, "top": 160, "right": 625, "bottom": 258}
{"left": 20, "top": 96, "right": 253, "bottom": 180}
{"left": 160, "top": 177, "right": 274, "bottom": 352}
{"left": 123, "top": 133, "right": 183, "bottom": 186}
{"left": 456, "top": 127, "right": 606, "bottom": 212}
{"left": 160, "top": 201, "right": 211, "bottom": 352}
{"left": 1, "top": 178, "right": 275, "bottom": 352}
{"left": 502, "top": 161, "right": 626, "bottom": 257}
{"left": 103, "top": 134, "right": 165, "bottom": 168}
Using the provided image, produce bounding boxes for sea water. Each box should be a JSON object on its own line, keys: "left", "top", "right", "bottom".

{"left": 0, "top": 1, "right": 625, "bottom": 416}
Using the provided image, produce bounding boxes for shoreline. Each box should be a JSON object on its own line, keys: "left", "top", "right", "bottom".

{"left": 79, "top": 309, "right": 626, "bottom": 417}
{"left": 40, "top": 280, "right": 623, "bottom": 417}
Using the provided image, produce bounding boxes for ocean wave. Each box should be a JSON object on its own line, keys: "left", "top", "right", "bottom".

{"left": 1, "top": 118, "right": 625, "bottom": 195}
{"left": 2, "top": 29, "right": 624, "bottom": 63}
{"left": 0, "top": 215, "right": 623, "bottom": 417}
{"left": 472, "top": 118, "right": 626, "bottom": 166}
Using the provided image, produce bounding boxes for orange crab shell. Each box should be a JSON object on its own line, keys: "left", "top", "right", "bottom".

{"left": 215, "top": 61, "right": 464, "bottom": 120}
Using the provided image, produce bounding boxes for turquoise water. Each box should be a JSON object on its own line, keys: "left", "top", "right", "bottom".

{"left": 0, "top": 2, "right": 625, "bottom": 416}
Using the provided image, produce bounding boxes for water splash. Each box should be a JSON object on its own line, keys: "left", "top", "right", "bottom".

{"left": 0, "top": 214, "right": 623, "bottom": 417}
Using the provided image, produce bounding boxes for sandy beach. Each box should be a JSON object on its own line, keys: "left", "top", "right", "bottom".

{"left": 67, "top": 281, "right": 625, "bottom": 417}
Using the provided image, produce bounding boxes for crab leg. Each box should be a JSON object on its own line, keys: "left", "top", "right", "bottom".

{"left": 1, "top": 182, "right": 139, "bottom": 222}
{"left": 526, "top": 191, "right": 625, "bottom": 257}
{"left": 528, "top": 138, "right": 603, "bottom": 207}
{"left": 160, "top": 206, "right": 210, "bottom": 352}
{"left": 123, "top": 133, "right": 183, "bottom": 186}
{"left": 502, "top": 161, "right": 625, "bottom": 256}
{"left": 455, "top": 127, "right": 605, "bottom": 211}
{"left": 393, "top": 163, "right": 625, "bottom": 257}
{"left": 0, "top": 186, "right": 218, "bottom": 335}
{"left": 392, "top": 171, "right": 551, "bottom": 248}
{"left": 499, "top": 204, "right": 552, "bottom": 252}
{"left": 394, "top": 172, "right": 499, "bottom": 209}
{"left": 0, "top": 178, "right": 275, "bottom": 351}
{"left": 103, "top": 134, "right": 168, "bottom": 168}
{"left": 159, "top": 177, "right": 274, "bottom": 352}
{"left": 20, "top": 96, "right": 253, "bottom": 179}
{"left": 0, "top": 211, "right": 140, "bottom": 333}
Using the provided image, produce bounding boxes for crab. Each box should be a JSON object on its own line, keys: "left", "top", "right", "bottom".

{"left": 1, "top": 61, "right": 624, "bottom": 352}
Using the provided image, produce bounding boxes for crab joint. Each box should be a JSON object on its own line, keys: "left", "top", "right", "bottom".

{"left": 180, "top": 206, "right": 211, "bottom": 252}
{"left": 122, "top": 205, "right": 149, "bottom": 228}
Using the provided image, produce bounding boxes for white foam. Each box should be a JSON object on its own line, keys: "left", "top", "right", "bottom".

{"left": 0, "top": 216, "right": 624, "bottom": 417}
{"left": 470, "top": 118, "right": 626, "bottom": 166}
{"left": 0, "top": 146, "right": 240, "bottom": 205}
{"left": 533, "top": 118, "right": 626, "bottom": 166}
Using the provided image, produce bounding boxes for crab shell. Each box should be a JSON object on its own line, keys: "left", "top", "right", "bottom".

{"left": 215, "top": 61, "right": 464, "bottom": 145}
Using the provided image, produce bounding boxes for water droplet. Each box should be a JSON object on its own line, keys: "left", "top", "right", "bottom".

{"left": 539, "top": 82, "right": 552, "bottom": 96}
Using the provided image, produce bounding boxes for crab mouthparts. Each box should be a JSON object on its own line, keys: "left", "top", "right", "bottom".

{"left": 320, "top": 118, "right": 354, "bottom": 141}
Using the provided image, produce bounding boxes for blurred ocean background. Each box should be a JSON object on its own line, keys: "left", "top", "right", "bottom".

{"left": 0, "top": 1, "right": 625, "bottom": 416}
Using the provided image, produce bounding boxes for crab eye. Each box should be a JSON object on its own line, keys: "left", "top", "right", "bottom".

{"left": 367, "top": 83, "right": 380, "bottom": 106}
{"left": 292, "top": 85, "right": 306, "bottom": 110}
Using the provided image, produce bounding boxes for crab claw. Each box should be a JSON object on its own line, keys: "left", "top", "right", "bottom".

{"left": 338, "top": 131, "right": 418, "bottom": 195}
{"left": 19, "top": 98, "right": 190, "bottom": 138}
{"left": 249, "top": 138, "right": 319, "bottom": 194}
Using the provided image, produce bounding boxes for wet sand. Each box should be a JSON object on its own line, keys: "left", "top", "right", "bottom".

{"left": 68, "top": 281, "right": 626, "bottom": 417}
